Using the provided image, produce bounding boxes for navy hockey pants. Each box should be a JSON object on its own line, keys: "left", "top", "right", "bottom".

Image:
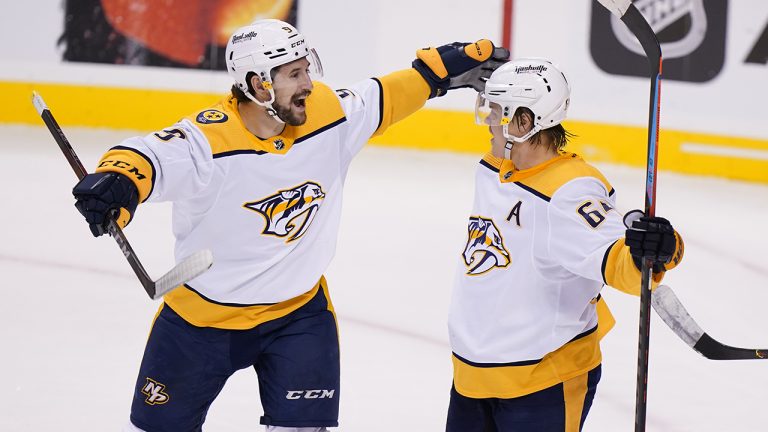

{"left": 446, "top": 365, "right": 601, "bottom": 432}
{"left": 129, "top": 287, "right": 340, "bottom": 432}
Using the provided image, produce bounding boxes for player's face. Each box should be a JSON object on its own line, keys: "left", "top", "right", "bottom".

{"left": 272, "top": 58, "right": 314, "bottom": 126}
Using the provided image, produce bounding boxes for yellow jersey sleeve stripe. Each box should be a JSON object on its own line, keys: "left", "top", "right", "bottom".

{"left": 602, "top": 238, "right": 662, "bottom": 295}
{"left": 162, "top": 277, "right": 328, "bottom": 330}
{"left": 95, "top": 146, "right": 156, "bottom": 203}
{"left": 372, "top": 69, "right": 430, "bottom": 136}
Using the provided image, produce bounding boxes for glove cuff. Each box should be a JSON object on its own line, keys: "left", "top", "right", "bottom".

{"left": 412, "top": 59, "right": 449, "bottom": 98}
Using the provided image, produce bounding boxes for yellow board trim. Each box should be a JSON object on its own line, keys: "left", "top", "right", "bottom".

{"left": 5, "top": 80, "right": 768, "bottom": 183}
{"left": 5, "top": 81, "right": 220, "bottom": 131}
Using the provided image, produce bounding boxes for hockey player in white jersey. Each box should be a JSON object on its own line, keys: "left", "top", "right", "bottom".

{"left": 446, "top": 59, "right": 684, "bottom": 431}
{"left": 70, "top": 19, "right": 508, "bottom": 432}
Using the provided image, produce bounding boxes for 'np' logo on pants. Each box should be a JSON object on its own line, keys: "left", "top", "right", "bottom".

{"left": 142, "top": 378, "right": 170, "bottom": 405}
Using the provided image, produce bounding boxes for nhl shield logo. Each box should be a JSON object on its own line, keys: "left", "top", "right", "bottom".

{"left": 462, "top": 216, "right": 510, "bottom": 275}
{"left": 244, "top": 181, "right": 326, "bottom": 243}
{"left": 590, "top": 0, "right": 727, "bottom": 82}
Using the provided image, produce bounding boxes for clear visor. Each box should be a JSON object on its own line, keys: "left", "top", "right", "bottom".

{"left": 269, "top": 48, "right": 324, "bottom": 93}
{"left": 474, "top": 93, "right": 506, "bottom": 126}
{"left": 308, "top": 48, "right": 323, "bottom": 78}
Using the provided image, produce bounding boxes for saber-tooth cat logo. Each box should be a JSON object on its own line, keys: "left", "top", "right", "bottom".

{"left": 590, "top": 0, "right": 728, "bottom": 82}
{"left": 462, "top": 217, "right": 510, "bottom": 276}
{"left": 244, "top": 181, "right": 326, "bottom": 243}
{"left": 142, "top": 378, "right": 170, "bottom": 405}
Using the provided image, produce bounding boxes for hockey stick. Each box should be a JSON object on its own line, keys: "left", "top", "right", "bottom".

{"left": 652, "top": 285, "right": 768, "bottom": 360}
{"left": 594, "top": 1, "right": 662, "bottom": 430}
{"left": 31, "top": 92, "right": 213, "bottom": 300}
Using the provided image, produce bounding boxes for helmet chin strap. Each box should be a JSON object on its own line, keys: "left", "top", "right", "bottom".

{"left": 243, "top": 84, "right": 286, "bottom": 124}
{"left": 501, "top": 124, "right": 542, "bottom": 159}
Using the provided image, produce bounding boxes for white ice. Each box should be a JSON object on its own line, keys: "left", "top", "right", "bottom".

{"left": 1, "top": 125, "right": 767, "bottom": 431}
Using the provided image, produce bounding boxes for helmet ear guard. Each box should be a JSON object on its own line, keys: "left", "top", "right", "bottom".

{"left": 225, "top": 19, "right": 323, "bottom": 122}
{"left": 476, "top": 58, "right": 571, "bottom": 147}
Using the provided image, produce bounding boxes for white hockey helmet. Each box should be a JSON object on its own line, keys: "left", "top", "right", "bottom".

{"left": 225, "top": 19, "right": 323, "bottom": 120}
{"left": 476, "top": 58, "right": 570, "bottom": 146}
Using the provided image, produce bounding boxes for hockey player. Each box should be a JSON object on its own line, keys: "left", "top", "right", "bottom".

{"left": 446, "top": 58, "right": 684, "bottom": 431}
{"left": 70, "top": 19, "right": 508, "bottom": 432}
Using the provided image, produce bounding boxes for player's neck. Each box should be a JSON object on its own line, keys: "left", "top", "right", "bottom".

{"left": 237, "top": 101, "right": 286, "bottom": 139}
{"left": 498, "top": 139, "right": 559, "bottom": 171}
{"left": 491, "top": 136, "right": 559, "bottom": 170}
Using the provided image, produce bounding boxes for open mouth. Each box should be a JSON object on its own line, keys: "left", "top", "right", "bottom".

{"left": 292, "top": 93, "right": 310, "bottom": 109}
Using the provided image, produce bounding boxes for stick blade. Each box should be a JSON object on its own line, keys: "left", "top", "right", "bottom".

{"left": 31, "top": 91, "right": 48, "bottom": 115}
{"left": 653, "top": 285, "right": 768, "bottom": 360}
{"left": 596, "top": 0, "right": 631, "bottom": 18}
{"left": 152, "top": 250, "right": 214, "bottom": 300}
{"left": 651, "top": 284, "right": 704, "bottom": 348}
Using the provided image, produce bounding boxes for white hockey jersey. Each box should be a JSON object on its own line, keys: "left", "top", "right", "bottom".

{"left": 449, "top": 152, "right": 654, "bottom": 399}
{"left": 95, "top": 70, "right": 430, "bottom": 329}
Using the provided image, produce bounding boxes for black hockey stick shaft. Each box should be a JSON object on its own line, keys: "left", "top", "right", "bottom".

{"left": 621, "top": 6, "right": 662, "bottom": 431}
{"left": 594, "top": 1, "right": 662, "bottom": 429}
{"left": 32, "top": 92, "right": 158, "bottom": 299}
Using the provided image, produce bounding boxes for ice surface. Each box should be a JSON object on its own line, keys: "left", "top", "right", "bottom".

{"left": 1, "top": 125, "right": 766, "bottom": 431}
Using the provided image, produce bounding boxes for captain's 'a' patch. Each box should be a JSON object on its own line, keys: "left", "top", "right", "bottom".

{"left": 196, "top": 109, "right": 228, "bottom": 124}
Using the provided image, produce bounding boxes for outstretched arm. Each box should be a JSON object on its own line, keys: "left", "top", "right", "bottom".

{"left": 372, "top": 40, "right": 509, "bottom": 136}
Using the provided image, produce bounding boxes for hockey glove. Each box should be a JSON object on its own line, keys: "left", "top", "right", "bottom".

{"left": 624, "top": 210, "right": 684, "bottom": 273}
{"left": 73, "top": 172, "right": 139, "bottom": 237}
{"left": 412, "top": 40, "right": 510, "bottom": 98}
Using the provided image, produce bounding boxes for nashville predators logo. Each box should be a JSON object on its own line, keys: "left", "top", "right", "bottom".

{"left": 196, "top": 109, "right": 228, "bottom": 124}
{"left": 244, "top": 181, "right": 326, "bottom": 242}
{"left": 141, "top": 378, "right": 170, "bottom": 405}
{"left": 462, "top": 216, "right": 510, "bottom": 275}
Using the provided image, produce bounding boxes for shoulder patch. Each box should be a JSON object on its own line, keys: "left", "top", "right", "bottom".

{"left": 196, "top": 109, "right": 228, "bottom": 124}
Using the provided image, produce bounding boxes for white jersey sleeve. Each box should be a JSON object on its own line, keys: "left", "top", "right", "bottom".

{"left": 546, "top": 177, "right": 625, "bottom": 284}
{"left": 335, "top": 82, "right": 382, "bottom": 160}
{"left": 113, "top": 119, "right": 215, "bottom": 203}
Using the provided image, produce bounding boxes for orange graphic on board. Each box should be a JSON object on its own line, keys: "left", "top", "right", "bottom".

{"left": 100, "top": 0, "right": 295, "bottom": 66}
